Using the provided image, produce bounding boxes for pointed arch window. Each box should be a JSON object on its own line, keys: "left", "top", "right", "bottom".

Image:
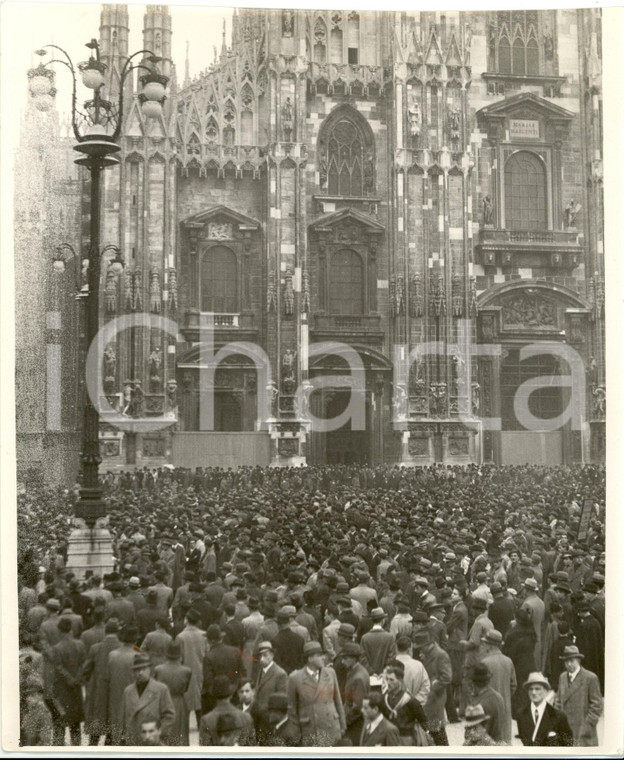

{"left": 329, "top": 249, "right": 364, "bottom": 315}
{"left": 314, "top": 18, "right": 327, "bottom": 63}
{"left": 318, "top": 109, "right": 374, "bottom": 197}
{"left": 488, "top": 11, "right": 544, "bottom": 75}
{"left": 201, "top": 246, "right": 238, "bottom": 312}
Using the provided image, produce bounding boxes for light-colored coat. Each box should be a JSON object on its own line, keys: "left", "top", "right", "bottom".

{"left": 418, "top": 643, "right": 452, "bottom": 727}
{"left": 176, "top": 624, "right": 207, "bottom": 713}
{"left": 120, "top": 678, "right": 175, "bottom": 746}
{"left": 554, "top": 667, "right": 603, "bottom": 746}
{"left": 288, "top": 666, "right": 346, "bottom": 746}
{"left": 105, "top": 644, "right": 139, "bottom": 743}
{"left": 481, "top": 650, "right": 516, "bottom": 744}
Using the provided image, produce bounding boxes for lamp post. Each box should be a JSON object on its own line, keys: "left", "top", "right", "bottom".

{"left": 29, "top": 39, "right": 168, "bottom": 574}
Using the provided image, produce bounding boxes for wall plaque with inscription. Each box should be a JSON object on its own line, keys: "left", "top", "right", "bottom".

{"left": 509, "top": 119, "right": 540, "bottom": 139}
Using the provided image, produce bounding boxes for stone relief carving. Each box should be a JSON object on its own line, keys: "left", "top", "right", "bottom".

{"left": 501, "top": 295, "right": 556, "bottom": 328}
{"left": 208, "top": 222, "right": 233, "bottom": 240}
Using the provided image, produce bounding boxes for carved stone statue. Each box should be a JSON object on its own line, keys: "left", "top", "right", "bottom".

{"left": 319, "top": 156, "right": 328, "bottom": 189}
{"left": 393, "top": 383, "right": 408, "bottom": 422}
{"left": 103, "top": 345, "right": 117, "bottom": 381}
{"left": 564, "top": 200, "right": 581, "bottom": 228}
{"left": 282, "top": 97, "right": 294, "bottom": 140}
{"left": 149, "top": 346, "right": 162, "bottom": 375}
{"left": 408, "top": 100, "right": 421, "bottom": 138}
{"left": 482, "top": 195, "right": 494, "bottom": 225}
{"left": 282, "top": 349, "right": 296, "bottom": 380}
{"left": 282, "top": 10, "right": 294, "bottom": 36}
{"left": 166, "top": 379, "right": 178, "bottom": 414}
{"left": 592, "top": 385, "right": 606, "bottom": 417}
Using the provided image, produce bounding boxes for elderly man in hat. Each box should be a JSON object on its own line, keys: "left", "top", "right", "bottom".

{"left": 254, "top": 641, "right": 288, "bottom": 741}
{"left": 413, "top": 628, "right": 451, "bottom": 745}
{"left": 554, "top": 645, "right": 603, "bottom": 746}
{"left": 517, "top": 672, "right": 572, "bottom": 746}
{"left": 480, "top": 629, "right": 516, "bottom": 743}
{"left": 338, "top": 641, "right": 369, "bottom": 744}
{"left": 463, "top": 704, "right": 497, "bottom": 746}
{"left": 287, "top": 641, "right": 346, "bottom": 746}
{"left": 469, "top": 663, "right": 506, "bottom": 743}
{"left": 119, "top": 652, "right": 175, "bottom": 745}
{"left": 361, "top": 607, "right": 396, "bottom": 676}
{"left": 520, "top": 577, "right": 545, "bottom": 665}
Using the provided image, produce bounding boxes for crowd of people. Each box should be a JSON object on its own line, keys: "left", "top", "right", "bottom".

{"left": 17, "top": 462, "right": 606, "bottom": 747}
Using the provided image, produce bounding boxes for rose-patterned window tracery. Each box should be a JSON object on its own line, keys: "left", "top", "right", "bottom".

{"left": 318, "top": 108, "right": 374, "bottom": 197}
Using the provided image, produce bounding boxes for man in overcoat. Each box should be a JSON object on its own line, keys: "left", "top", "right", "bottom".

{"left": 105, "top": 625, "right": 141, "bottom": 744}
{"left": 338, "top": 642, "right": 369, "bottom": 745}
{"left": 83, "top": 619, "right": 121, "bottom": 745}
{"left": 253, "top": 641, "right": 288, "bottom": 740}
{"left": 176, "top": 608, "right": 206, "bottom": 732}
{"left": 480, "top": 629, "right": 516, "bottom": 743}
{"left": 553, "top": 645, "right": 603, "bottom": 746}
{"left": 360, "top": 607, "right": 396, "bottom": 675}
{"left": 50, "top": 616, "right": 86, "bottom": 745}
{"left": 413, "top": 628, "right": 451, "bottom": 745}
{"left": 287, "top": 641, "right": 346, "bottom": 746}
{"left": 445, "top": 586, "right": 467, "bottom": 720}
{"left": 120, "top": 652, "right": 175, "bottom": 745}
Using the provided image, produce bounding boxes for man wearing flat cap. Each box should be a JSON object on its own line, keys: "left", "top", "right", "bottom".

{"left": 517, "top": 672, "right": 572, "bottom": 746}
{"left": 120, "top": 652, "right": 175, "bottom": 745}
{"left": 287, "top": 641, "right": 346, "bottom": 746}
{"left": 554, "top": 645, "right": 603, "bottom": 746}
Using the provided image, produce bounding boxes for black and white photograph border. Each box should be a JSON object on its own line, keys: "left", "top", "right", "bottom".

{"left": 1, "top": 0, "right": 623, "bottom": 755}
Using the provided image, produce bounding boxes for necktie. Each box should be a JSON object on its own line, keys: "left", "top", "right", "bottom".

{"left": 568, "top": 673, "right": 573, "bottom": 685}
{"left": 534, "top": 707, "right": 539, "bottom": 726}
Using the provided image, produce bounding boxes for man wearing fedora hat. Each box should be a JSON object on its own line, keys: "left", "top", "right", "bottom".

{"left": 517, "top": 672, "right": 572, "bottom": 746}
{"left": 462, "top": 704, "right": 497, "bottom": 746}
{"left": 287, "top": 641, "right": 346, "bottom": 746}
{"left": 154, "top": 641, "right": 192, "bottom": 746}
{"left": 413, "top": 629, "right": 452, "bottom": 746}
{"left": 480, "top": 629, "right": 516, "bottom": 740}
{"left": 361, "top": 608, "right": 396, "bottom": 676}
{"left": 520, "top": 577, "right": 545, "bottom": 666}
{"left": 338, "top": 641, "right": 369, "bottom": 745}
{"left": 253, "top": 641, "right": 288, "bottom": 741}
{"left": 469, "top": 663, "right": 506, "bottom": 743}
{"left": 460, "top": 595, "right": 493, "bottom": 711}
{"left": 553, "top": 645, "right": 603, "bottom": 746}
{"left": 120, "top": 652, "right": 175, "bottom": 745}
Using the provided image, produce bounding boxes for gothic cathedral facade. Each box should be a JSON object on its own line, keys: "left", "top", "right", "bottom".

{"left": 16, "top": 6, "right": 606, "bottom": 479}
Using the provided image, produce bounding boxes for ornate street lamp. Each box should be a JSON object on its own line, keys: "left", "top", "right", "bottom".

{"left": 29, "top": 39, "right": 168, "bottom": 542}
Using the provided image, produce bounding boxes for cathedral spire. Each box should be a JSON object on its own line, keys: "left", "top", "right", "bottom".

{"left": 221, "top": 18, "right": 227, "bottom": 58}
{"left": 99, "top": 3, "right": 129, "bottom": 99}
{"left": 184, "top": 39, "right": 190, "bottom": 87}
{"left": 143, "top": 4, "right": 172, "bottom": 79}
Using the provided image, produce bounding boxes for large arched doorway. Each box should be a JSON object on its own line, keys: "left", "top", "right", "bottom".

{"left": 306, "top": 345, "right": 393, "bottom": 465}
{"left": 477, "top": 281, "right": 590, "bottom": 465}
